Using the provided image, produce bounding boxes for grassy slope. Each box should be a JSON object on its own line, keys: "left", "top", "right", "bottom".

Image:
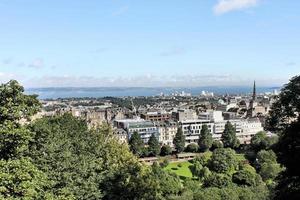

{"left": 163, "top": 151, "right": 246, "bottom": 179}
{"left": 164, "top": 161, "right": 193, "bottom": 178}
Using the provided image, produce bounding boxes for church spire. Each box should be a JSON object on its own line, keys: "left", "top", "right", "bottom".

{"left": 247, "top": 81, "right": 256, "bottom": 118}
{"left": 252, "top": 80, "right": 256, "bottom": 101}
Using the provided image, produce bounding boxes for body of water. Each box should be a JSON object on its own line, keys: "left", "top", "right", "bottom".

{"left": 25, "top": 86, "right": 280, "bottom": 99}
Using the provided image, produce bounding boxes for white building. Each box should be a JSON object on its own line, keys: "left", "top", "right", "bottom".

{"left": 180, "top": 119, "right": 214, "bottom": 145}
{"left": 213, "top": 119, "right": 263, "bottom": 144}
{"left": 156, "top": 121, "right": 177, "bottom": 147}
{"left": 175, "top": 109, "right": 198, "bottom": 121}
{"left": 239, "top": 119, "right": 264, "bottom": 144}
{"left": 114, "top": 118, "right": 158, "bottom": 143}
{"left": 199, "top": 110, "right": 223, "bottom": 122}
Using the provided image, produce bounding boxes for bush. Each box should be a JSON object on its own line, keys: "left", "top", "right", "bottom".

{"left": 211, "top": 140, "right": 224, "bottom": 151}
{"left": 185, "top": 143, "right": 199, "bottom": 153}
{"left": 160, "top": 159, "right": 170, "bottom": 168}
{"left": 160, "top": 145, "right": 172, "bottom": 156}
{"left": 204, "top": 173, "right": 232, "bottom": 188}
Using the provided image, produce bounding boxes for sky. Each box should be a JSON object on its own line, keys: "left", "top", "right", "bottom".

{"left": 0, "top": 0, "right": 299, "bottom": 88}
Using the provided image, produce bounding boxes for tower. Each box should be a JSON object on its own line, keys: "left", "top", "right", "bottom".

{"left": 247, "top": 81, "right": 256, "bottom": 118}
{"left": 252, "top": 81, "right": 256, "bottom": 102}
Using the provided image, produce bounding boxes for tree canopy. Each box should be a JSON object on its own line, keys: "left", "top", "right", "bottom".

{"left": 198, "top": 124, "right": 213, "bottom": 152}
{"left": 173, "top": 128, "right": 185, "bottom": 153}
{"left": 266, "top": 75, "right": 300, "bottom": 199}
{"left": 221, "top": 121, "right": 239, "bottom": 149}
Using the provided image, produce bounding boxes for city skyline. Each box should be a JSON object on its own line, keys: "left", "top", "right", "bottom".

{"left": 1, "top": 0, "right": 299, "bottom": 87}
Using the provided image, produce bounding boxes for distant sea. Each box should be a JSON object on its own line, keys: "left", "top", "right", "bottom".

{"left": 25, "top": 86, "right": 280, "bottom": 99}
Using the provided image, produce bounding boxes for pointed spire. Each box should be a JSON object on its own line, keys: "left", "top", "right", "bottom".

{"left": 252, "top": 80, "right": 256, "bottom": 101}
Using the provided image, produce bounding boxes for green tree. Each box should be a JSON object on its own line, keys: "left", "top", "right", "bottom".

{"left": 266, "top": 75, "right": 300, "bottom": 132}
{"left": 0, "top": 80, "right": 51, "bottom": 199}
{"left": 266, "top": 76, "right": 300, "bottom": 199}
{"left": 151, "top": 162, "right": 182, "bottom": 197}
{"left": 29, "top": 114, "right": 105, "bottom": 199}
{"left": 198, "top": 124, "right": 213, "bottom": 152}
{"left": 211, "top": 140, "right": 224, "bottom": 151}
{"left": 185, "top": 143, "right": 199, "bottom": 153}
{"left": 148, "top": 133, "right": 160, "bottom": 156}
{"left": 204, "top": 173, "right": 232, "bottom": 188}
{"left": 232, "top": 169, "right": 258, "bottom": 186}
{"left": 129, "top": 131, "right": 144, "bottom": 156}
{"left": 221, "top": 121, "right": 240, "bottom": 148}
{"left": 189, "top": 161, "right": 203, "bottom": 179}
{"left": 256, "top": 150, "right": 277, "bottom": 167}
{"left": 259, "top": 162, "right": 282, "bottom": 182}
{"left": 160, "top": 145, "right": 172, "bottom": 156}
{"left": 209, "top": 148, "right": 238, "bottom": 174}
{"left": 0, "top": 80, "right": 41, "bottom": 160}
{"left": 173, "top": 128, "right": 185, "bottom": 153}
{"left": 0, "top": 158, "right": 51, "bottom": 199}
{"left": 251, "top": 131, "right": 278, "bottom": 151}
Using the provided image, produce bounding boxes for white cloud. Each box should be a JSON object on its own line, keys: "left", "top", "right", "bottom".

{"left": 28, "top": 58, "right": 44, "bottom": 69}
{"left": 213, "top": 0, "right": 260, "bottom": 15}
{"left": 23, "top": 74, "right": 286, "bottom": 88}
{"left": 0, "top": 72, "right": 18, "bottom": 83}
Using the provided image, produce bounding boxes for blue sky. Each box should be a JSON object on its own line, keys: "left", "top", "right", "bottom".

{"left": 0, "top": 0, "right": 299, "bottom": 87}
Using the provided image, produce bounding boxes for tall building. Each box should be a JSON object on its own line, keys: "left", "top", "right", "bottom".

{"left": 247, "top": 81, "right": 256, "bottom": 118}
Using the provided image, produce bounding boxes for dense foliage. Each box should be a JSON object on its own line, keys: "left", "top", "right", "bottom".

{"left": 173, "top": 128, "right": 185, "bottom": 153}
{"left": 221, "top": 121, "right": 240, "bottom": 149}
{"left": 3, "top": 78, "right": 298, "bottom": 200}
{"left": 148, "top": 133, "right": 160, "bottom": 156}
{"left": 198, "top": 124, "right": 213, "bottom": 152}
{"left": 129, "top": 131, "right": 144, "bottom": 156}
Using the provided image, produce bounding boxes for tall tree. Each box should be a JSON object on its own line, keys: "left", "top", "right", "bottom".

{"left": 129, "top": 131, "right": 144, "bottom": 156}
{"left": 0, "top": 80, "right": 50, "bottom": 199}
{"left": 148, "top": 133, "right": 160, "bottom": 156}
{"left": 0, "top": 80, "right": 41, "bottom": 160}
{"left": 251, "top": 131, "right": 278, "bottom": 152}
{"left": 160, "top": 145, "right": 172, "bottom": 156}
{"left": 198, "top": 124, "right": 213, "bottom": 152}
{"left": 209, "top": 148, "right": 238, "bottom": 174}
{"left": 173, "top": 128, "right": 185, "bottom": 153}
{"left": 266, "top": 75, "right": 300, "bottom": 132}
{"left": 266, "top": 75, "right": 300, "bottom": 199}
{"left": 221, "top": 121, "right": 239, "bottom": 148}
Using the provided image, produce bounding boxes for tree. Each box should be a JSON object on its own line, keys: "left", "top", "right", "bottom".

{"left": 173, "top": 128, "right": 185, "bottom": 153}
{"left": 232, "top": 169, "right": 258, "bottom": 186}
{"left": 129, "top": 131, "right": 144, "bottom": 156}
{"left": 256, "top": 150, "right": 277, "bottom": 167}
{"left": 185, "top": 143, "right": 199, "bottom": 153}
{"left": 266, "top": 75, "right": 300, "bottom": 132}
{"left": 148, "top": 133, "right": 160, "bottom": 156}
{"left": 0, "top": 80, "right": 41, "bottom": 124}
{"left": 0, "top": 158, "right": 51, "bottom": 199}
{"left": 259, "top": 162, "right": 282, "bottom": 181}
{"left": 29, "top": 114, "right": 164, "bottom": 199}
{"left": 29, "top": 114, "right": 105, "bottom": 198}
{"left": 266, "top": 75, "right": 300, "bottom": 199}
{"left": 198, "top": 124, "right": 213, "bottom": 152}
{"left": 0, "top": 80, "right": 41, "bottom": 160}
{"left": 203, "top": 173, "right": 232, "bottom": 188}
{"left": 221, "top": 121, "right": 240, "bottom": 148}
{"left": 211, "top": 140, "right": 224, "bottom": 151}
{"left": 251, "top": 131, "right": 278, "bottom": 151}
{"left": 0, "top": 80, "right": 51, "bottom": 199}
{"left": 209, "top": 148, "right": 238, "bottom": 173}
{"left": 189, "top": 161, "right": 203, "bottom": 179}
{"left": 160, "top": 145, "right": 172, "bottom": 156}
{"left": 151, "top": 162, "right": 182, "bottom": 197}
